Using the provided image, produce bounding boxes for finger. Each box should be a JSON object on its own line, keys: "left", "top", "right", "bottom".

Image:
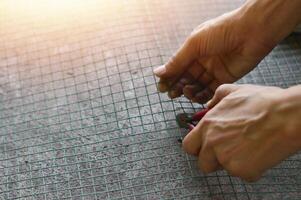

{"left": 179, "top": 76, "right": 193, "bottom": 85}
{"left": 208, "top": 79, "right": 221, "bottom": 92}
{"left": 198, "top": 146, "right": 221, "bottom": 174}
{"left": 156, "top": 62, "right": 200, "bottom": 94}
{"left": 167, "top": 72, "right": 198, "bottom": 98}
{"left": 193, "top": 88, "right": 213, "bottom": 104}
{"left": 153, "top": 37, "right": 197, "bottom": 79}
{"left": 183, "top": 84, "right": 204, "bottom": 100}
{"left": 194, "top": 79, "right": 221, "bottom": 103}
{"left": 187, "top": 60, "right": 206, "bottom": 81}
{"left": 181, "top": 60, "right": 207, "bottom": 99}
{"left": 207, "top": 84, "right": 239, "bottom": 108}
{"left": 189, "top": 70, "right": 214, "bottom": 103}
{"left": 182, "top": 119, "right": 209, "bottom": 155}
{"left": 168, "top": 82, "right": 184, "bottom": 99}
{"left": 197, "top": 71, "right": 214, "bottom": 86}
{"left": 157, "top": 77, "right": 191, "bottom": 94}
{"left": 204, "top": 56, "right": 238, "bottom": 83}
{"left": 157, "top": 80, "right": 170, "bottom": 92}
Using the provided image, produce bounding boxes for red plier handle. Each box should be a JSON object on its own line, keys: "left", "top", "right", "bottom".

{"left": 192, "top": 108, "right": 210, "bottom": 121}
{"left": 188, "top": 108, "right": 209, "bottom": 130}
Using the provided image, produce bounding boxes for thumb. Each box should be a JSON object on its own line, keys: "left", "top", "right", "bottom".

{"left": 153, "top": 37, "right": 197, "bottom": 79}
{"left": 207, "top": 84, "right": 239, "bottom": 108}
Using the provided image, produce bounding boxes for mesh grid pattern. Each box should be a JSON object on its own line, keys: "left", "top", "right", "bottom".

{"left": 0, "top": 0, "right": 300, "bottom": 199}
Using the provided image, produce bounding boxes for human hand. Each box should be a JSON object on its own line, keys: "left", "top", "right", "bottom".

{"left": 182, "top": 84, "right": 301, "bottom": 181}
{"left": 154, "top": 0, "right": 301, "bottom": 103}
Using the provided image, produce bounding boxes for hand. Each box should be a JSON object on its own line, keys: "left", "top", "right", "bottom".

{"left": 154, "top": 0, "right": 301, "bottom": 103}
{"left": 182, "top": 84, "right": 301, "bottom": 182}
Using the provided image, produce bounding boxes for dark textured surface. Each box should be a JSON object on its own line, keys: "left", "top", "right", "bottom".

{"left": 0, "top": 0, "right": 300, "bottom": 199}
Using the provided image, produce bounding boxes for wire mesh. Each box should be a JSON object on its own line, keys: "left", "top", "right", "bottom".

{"left": 0, "top": 0, "right": 300, "bottom": 199}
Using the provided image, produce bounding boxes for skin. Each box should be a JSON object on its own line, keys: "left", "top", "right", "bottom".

{"left": 184, "top": 84, "right": 301, "bottom": 181}
{"left": 154, "top": 0, "right": 301, "bottom": 181}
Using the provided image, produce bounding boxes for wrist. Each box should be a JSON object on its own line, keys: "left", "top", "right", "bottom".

{"left": 239, "top": 0, "right": 301, "bottom": 46}
{"left": 277, "top": 85, "right": 301, "bottom": 149}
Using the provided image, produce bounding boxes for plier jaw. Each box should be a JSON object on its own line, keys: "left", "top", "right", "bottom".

{"left": 176, "top": 108, "right": 209, "bottom": 131}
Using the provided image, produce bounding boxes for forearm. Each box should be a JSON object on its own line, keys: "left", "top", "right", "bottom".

{"left": 239, "top": 0, "right": 301, "bottom": 45}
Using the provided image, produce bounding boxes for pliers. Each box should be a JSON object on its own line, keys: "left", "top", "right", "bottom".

{"left": 176, "top": 108, "right": 209, "bottom": 131}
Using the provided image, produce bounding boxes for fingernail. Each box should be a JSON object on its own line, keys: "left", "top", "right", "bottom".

{"left": 183, "top": 86, "right": 193, "bottom": 99}
{"left": 169, "top": 90, "right": 181, "bottom": 99}
{"left": 158, "top": 82, "right": 169, "bottom": 92}
{"left": 153, "top": 65, "right": 166, "bottom": 76}
{"left": 168, "top": 90, "right": 177, "bottom": 99}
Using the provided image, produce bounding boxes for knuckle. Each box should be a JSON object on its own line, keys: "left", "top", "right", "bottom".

{"left": 186, "top": 35, "right": 197, "bottom": 50}
{"left": 201, "top": 132, "right": 215, "bottom": 149}
{"left": 198, "top": 162, "right": 210, "bottom": 174}
{"left": 191, "top": 26, "right": 200, "bottom": 35}
{"left": 216, "top": 84, "right": 230, "bottom": 93}
{"left": 166, "top": 55, "right": 178, "bottom": 69}
{"left": 243, "top": 169, "right": 261, "bottom": 182}
{"left": 204, "top": 137, "right": 214, "bottom": 148}
{"left": 188, "top": 29, "right": 196, "bottom": 38}
{"left": 198, "top": 146, "right": 209, "bottom": 160}
{"left": 182, "top": 137, "right": 198, "bottom": 156}
{"left": 191, "top": 21, "right": 210, "bottom": 35}
{"left": 216, "top": 152, "right": 230, "bottom": 166}
{"left": 225, "top": 162, "right": 245, "bottom": 178}
{"left": 226, "top": 162, "right": 261, "bottom": 181}
{"left": 198, "top": 154, "right": 210, "bottom": 174}
{"left": 202, "top": 117, "right": 213, "bottom": 126}
{"left": 244, "top": 174, "right": 261, "bottom": 183}
{"left": 197, "top": 157, "right": 204, "bottom": 171}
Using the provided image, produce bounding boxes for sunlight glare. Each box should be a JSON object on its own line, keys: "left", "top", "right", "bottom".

{"left": 2, "top": 0, "right": 114, "bottom": 19}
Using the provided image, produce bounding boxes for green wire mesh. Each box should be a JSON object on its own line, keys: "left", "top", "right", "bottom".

{"left": 0, "top": 0, "right": 300, "bottom": 199}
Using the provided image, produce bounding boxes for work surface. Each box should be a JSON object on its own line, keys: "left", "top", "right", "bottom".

{"left": 0, "top": 0, "right": 300, "bottom": 199}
